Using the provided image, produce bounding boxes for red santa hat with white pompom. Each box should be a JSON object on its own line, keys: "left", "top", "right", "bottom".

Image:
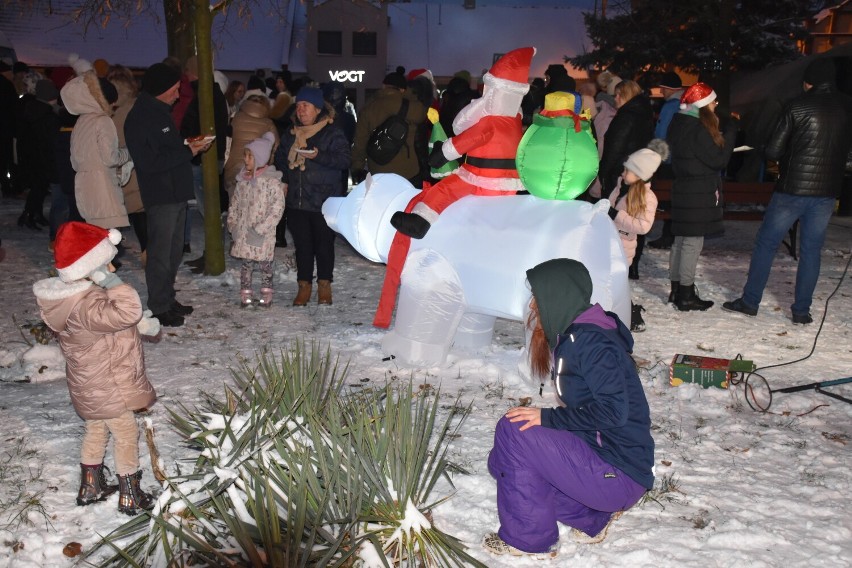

{"left": 54, "top": 221, "right": 122, "bottom": 283}
{"left": 485, "top": 47, "right": 536, "bottom": 89}
{"left": 680, "top": 82, "right": 717, "bottom": 110}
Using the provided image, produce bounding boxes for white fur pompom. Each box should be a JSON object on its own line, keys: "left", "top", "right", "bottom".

{"left": 107, "top": 229, "right": 122, "bottom": 245}
{"left": 68, "top": 53, "right": 93, "bottom": 75}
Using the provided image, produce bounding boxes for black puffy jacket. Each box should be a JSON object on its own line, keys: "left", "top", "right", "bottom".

{"left": 667, "top": 112, "right": 738, "bottom": 237}
{"left": 765, "top": 83, "right": 852, "bottom": 198}
{"left": 276, "top": 114, "right": 351, "bottom": 213}
{"left": 598, "top": 95, "right": 654, "bottom": 195}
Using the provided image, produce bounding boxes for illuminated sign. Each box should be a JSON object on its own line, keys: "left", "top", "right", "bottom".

{"left": 329, "top": 70, "right": 365, "bottom": 82}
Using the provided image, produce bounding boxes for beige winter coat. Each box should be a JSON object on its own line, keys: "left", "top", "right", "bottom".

{"left": 111, "top": 82, "right": 143, "bottom": 215}
{"left": 224, "top": 97, "right": 280, "bottom": 198}
{"left": 228, "top": 165, "right": 286, "bottom": 262}
{"left": 33, "top": 278, "right": 156, "bottom": 421}
{"left": 607, "top": 180, "right": 658, "bottom": 265}
{"left": 61, "top": 72, "right": 131, "bottom": 228}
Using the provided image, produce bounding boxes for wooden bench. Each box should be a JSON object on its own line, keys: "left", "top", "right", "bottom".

{"left": 652, "top": 179, "right": 799, "bottom": 258}
{"left": 651, "top": 179, "right": 775, "bottom": 221}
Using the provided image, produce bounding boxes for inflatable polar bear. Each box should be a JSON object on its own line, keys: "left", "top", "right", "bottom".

{"left": 322, "top": 173, "right": 631, "bottom": 367}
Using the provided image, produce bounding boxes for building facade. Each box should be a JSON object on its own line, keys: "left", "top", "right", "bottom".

{"left": 306, "top": 0, "right": 388, "bottom": 110}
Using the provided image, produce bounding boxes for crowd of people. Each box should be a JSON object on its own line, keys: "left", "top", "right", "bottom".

{"left": 3, "top": 51, "right": 850, "bottom": 558}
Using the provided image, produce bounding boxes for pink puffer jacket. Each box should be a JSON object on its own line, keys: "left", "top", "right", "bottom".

{"left": 607, "top": 180, "right": 658, "bottom": 266}
{"left": 33, "top": 278, "right": 156, "bottom": 420}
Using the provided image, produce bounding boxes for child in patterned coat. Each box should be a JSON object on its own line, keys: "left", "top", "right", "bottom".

{"left": 227, "top": 132, "right": 286, "bottom": 306}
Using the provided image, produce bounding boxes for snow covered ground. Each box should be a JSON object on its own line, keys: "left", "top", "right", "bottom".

{"left": 0, "top": 194, "right": 851, "bottom": 567}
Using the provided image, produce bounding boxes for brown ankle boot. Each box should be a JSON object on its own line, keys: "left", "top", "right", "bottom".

{"left": 117, "top": 470, "right": 155, "bottom": 515}
{"left": 293, "top": 281, "right": 312, "bottom": 306}
{"left": 317, "top": 280, "right": 332, "bottom": 305}
{"left": 77, "top": 463, "right": 119, "bottom": 506}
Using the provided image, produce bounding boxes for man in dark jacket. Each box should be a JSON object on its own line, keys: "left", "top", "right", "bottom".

{"left": 350, "top": 73, "right": 427, "bottom": 187}
{"left": 0, "top": 60, "right": 18, "bottom": 197}
{"left": 17, "top": 79, "right": 60, "bottom": 230}
{"left": 723, "top": 58, "right": 852, "bottom": 324}
{"left": 124, "top": 62, "right": 212, "bottom": 326}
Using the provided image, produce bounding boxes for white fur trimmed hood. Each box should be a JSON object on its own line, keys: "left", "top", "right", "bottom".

{"left": 32, "top": 278, "right": 94, "bottom": 332}
{"left": 60, "top": 72, "right": 112, "bottom": 117}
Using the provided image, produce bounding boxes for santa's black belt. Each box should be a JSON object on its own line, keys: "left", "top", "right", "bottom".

{"left": 464, "top": 157, "right": 517, "bottom": 169}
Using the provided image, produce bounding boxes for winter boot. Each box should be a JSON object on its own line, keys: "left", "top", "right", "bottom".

{"left": 630, "top": 304, "right": 646, "bottom": 332}
{"left": 668, "top": 281, "right": 680, "bottom": 304}
{"left": 240, "top": 289, "right": 254, "bottom": 308}
{"left": 317, "top": 280, "right": 332, "bottom": 305}
{"left": 293, "top": 281, "right": 312, "bottom": 306}
{"left": 675, "top": 284, "right": 714, "bottom": 312}
{"left": 721, "top": 297, "right": 758, "bottom": 317}
{"left": 117, "top": 470, "right": 156, "bottom": 515}
{"left": 18, "top": 211, "right": 42, "bottom": 231}
{"left": 390, "top": 211, "right": 431, "bottom": 239}
{"left": 482, "top": 532, "right": 558, "bottom": 559}
{"left": 572, "top": 510, "right": 624, "bottom": 544}
{"left": 258, "top": 287, "right": 273, "bottom": 308}
{"left": 76, "top": 463, "right": 119, "bottom": 506}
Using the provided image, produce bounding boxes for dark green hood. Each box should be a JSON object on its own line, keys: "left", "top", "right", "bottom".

{"left": 526, "top": 258, "right": 593, "bottom": 349}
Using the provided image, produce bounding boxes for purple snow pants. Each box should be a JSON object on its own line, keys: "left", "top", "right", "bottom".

{"left": 488, "top": 416, "right": 646, "bottom": 553}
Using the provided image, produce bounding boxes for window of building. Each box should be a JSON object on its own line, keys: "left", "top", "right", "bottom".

{"left": 352, "top": 31, "right": 377, "bottom": 57}
{"left": 318, "top": 31, "right": 342, "bottom": 56}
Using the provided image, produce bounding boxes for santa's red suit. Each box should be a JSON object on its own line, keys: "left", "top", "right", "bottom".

{"left": 376, "top": 47, "right": 535, "bottom": 328}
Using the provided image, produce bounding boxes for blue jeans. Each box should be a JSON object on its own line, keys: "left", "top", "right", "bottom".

{"left": 48, "top": 183, "right": 68, "bottom": 241}
{"left": 741, "top": 192, "right": 835, "bottom": 315}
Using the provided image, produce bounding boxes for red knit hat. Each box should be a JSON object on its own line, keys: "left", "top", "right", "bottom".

{"left": 680, "top": 82, "right": 716, "bottom": 110}
{"left": 54, "top": 222, "right": 122, "bottom": 283}
{"left": 488, "top": 47, "right": 536, "bottom": 85}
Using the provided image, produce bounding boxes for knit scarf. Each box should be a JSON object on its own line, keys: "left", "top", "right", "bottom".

{"left": 288, "top": 118, "right": 331, "bottom": 171}
{"left": 238, "top": 165, "right": 268, "bottom": 187}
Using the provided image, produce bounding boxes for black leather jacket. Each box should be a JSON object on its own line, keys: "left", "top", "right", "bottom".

{"left": 766, "top": 83, "right": 852, "bottom": 198}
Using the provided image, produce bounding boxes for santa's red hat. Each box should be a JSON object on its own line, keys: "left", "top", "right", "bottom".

{"left": 488, "top": 47, "right": 536, "bottom": 85}
{"left": 680, "top": 82, "right": 716, "bottom": 110}
{"left": 406, "top": 68, "right": 428, "bottom": 81}
{"left": 54, "top": 221, "right": 122, "bottom": 283}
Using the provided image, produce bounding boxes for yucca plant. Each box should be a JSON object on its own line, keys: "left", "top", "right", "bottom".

{"left": 87, "top": 341, "right": 486, "bottom": 568}
{"left": 344, "top": 383, "right": 482, "bottom": 567}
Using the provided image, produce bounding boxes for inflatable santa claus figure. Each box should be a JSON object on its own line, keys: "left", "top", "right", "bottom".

{"left": 390, "top": 47, "right": 534, "bottom": 239}
{"left": 374, "top": 47, "right": 535, "bottom": 327}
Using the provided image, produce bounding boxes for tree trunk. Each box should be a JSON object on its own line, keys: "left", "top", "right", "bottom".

{"left": 165, "top": 0, "right": 195, "bottom": 66}
{"left": 193, "top": 0, "right": 225, "bottom": 275}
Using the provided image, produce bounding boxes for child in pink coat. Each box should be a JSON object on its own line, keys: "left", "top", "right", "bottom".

{"left": 227, "top": 132, "right": 286, "bottom": 307}
{"left": 33, "top": 221, "right": 161, "bottom": 515}
{"left": 603, "top": 139, "right": 669, "bottom": 331}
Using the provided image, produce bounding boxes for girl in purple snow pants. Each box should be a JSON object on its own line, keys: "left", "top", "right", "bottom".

{"left": 485, "top": 258, "right": 655, "bottom": 555}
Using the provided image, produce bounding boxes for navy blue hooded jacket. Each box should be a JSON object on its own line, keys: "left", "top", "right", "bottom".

{"left": 540, "top": 304, "right": 654, "bottom": 489}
